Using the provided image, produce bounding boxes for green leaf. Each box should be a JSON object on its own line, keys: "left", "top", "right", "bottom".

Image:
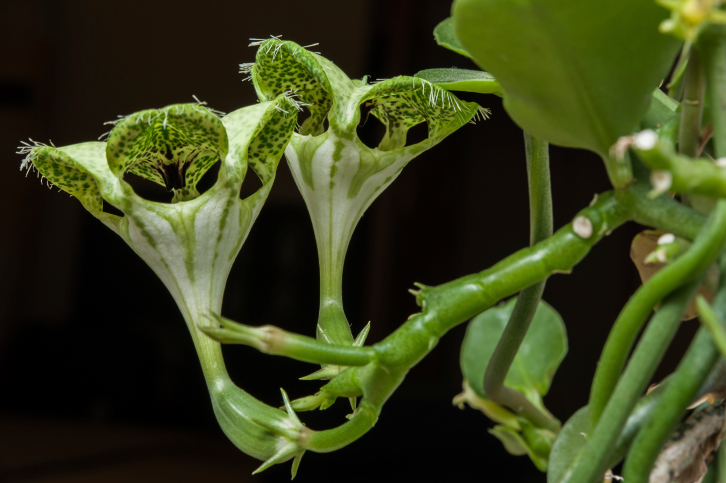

{"left": 490, "top": 425, "right": 529, "bottom": 456}
{"left": 460, "top": 297, "right": 567, "bottom": 408}
{"left": 433, "top": 17, "right": 473, "bottom": 59}
{"left": 451, "top": 0, "right": 682, "bottom": 155}
{"left": 106, "top": 103, "right": 228, "bottom": 202}
{"left": 414, "top": 68, "right": 503, "bottom": 96}
{"left": 642, "top": 89, "right": 680, "bottom": 130}
{"left": 490, "top": 423, "right": 552, "bottom": 471}
{"left": 547, "top": 407, "right": 590, "bottom": 483}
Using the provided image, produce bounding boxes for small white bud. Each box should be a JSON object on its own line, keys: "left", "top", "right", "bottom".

{"left": 634, "top": 129, "right": 658, "bottom": 150}
{"left": 573, "top": 216, "right": 593, "bottom": 239}
{"left": 650, "top": 170, "right": 673, "bottom": 193}
{"left": 657, "top": 233, "right": 675, "bottom": 245}
{"left": 716, "top": 157, "right": 726, "bottom": 169}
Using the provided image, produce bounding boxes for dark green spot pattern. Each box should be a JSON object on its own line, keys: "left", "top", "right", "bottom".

{"left": 245, "top": 98, "right": 298, "bottom": 184}
{"left": 28, "top": 146, "right": 103, "bottom": 212}
{"left": 361, "top": 77, "right": 480, "bottom": 151}
{"left": 106, "top": 104, "right": 228, "bottom": 201}
{"left": 251, "top": 39, "right": 333, "bottom": 136}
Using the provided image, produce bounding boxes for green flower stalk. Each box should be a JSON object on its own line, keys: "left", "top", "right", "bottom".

{"left": 245, "top": 38, "right": 488, "bottom": 360}
{"left": 19, "top": 95, "right": 312, "bottom": 475}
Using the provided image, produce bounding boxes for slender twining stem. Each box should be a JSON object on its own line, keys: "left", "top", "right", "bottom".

{"left": 622, "top": 326, "right": 720, "bottom": 481}
{"left": 701, "top": 26, "right": 726, "bottom": 160}
{"left": 698, "top": 294, "right": 726, "bottom": 356}
{"left": 562, "top": 279, "right": 702, "bottom": 483}
{"left": 622, "top": 258, "right": 726, "bottom": 482}
{"left": 636, "top": 146, "right": 726, "bottom": 199}
{"left": 611, "top": 354, "right": 726, "bottom": 470}
{"left": 616, "top": 162, "right": 706, "bottom": 240}
{"left": 588, "top": 199, "right": 726, "bottom": 429}
{"left": 483, "top": 132, "right": 556, "bottom": 431}
{"left": 678, "top": 49, "right": 705, "bottom": 157}
{"left": 615, "top": 38, "right": 726, "bottom": 480}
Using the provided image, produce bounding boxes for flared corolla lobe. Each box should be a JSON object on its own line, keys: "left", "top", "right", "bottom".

{"left": 246, "top": 38, "right": 489, "bottom": 347}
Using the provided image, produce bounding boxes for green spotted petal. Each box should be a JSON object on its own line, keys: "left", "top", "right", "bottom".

{"left": 361, "top": 76, "right": 487, "bottom": 150}
{"left": 222, "top": 93, "right": 300, "bottom": 188}
{"left": 19, "top": 141, "right": 122, "bottom": 230}
{"left": 21, "top": 142, "right": 103, "bottom": 212}
{"left": 250, "top": 39, "right": 333, "bottom": 136}
{"left": 106, "top": 103, "right": 228, "bottom": 202}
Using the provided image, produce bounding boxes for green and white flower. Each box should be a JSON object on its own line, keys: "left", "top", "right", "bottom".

{"left": 246, "top": 38, "right": 489, "bottom": 357}
{"left": 19, "top": 94, "right": 309, "bottom": 474}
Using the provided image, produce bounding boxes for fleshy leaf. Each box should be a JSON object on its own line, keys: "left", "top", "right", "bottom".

{"left": 415, "top": 68, "right": 503, "bottom": 96}
{"left": 106, "top": 103, "right": 228, "bottom": 202}
{"left": 490, "top": 425, "right": 528, "bottom": 456}
{"left": 451, "top": 0, "right": 682, "bottom": 155}
{"left": 250, "top": 39, "right": 333, "bottom": 136}
{"left": 460, "top": 297, "right": 567, "bottom": 407}
{"left": 361, "top": 76, "right": 487, "bottom": 150}
{"left": 453, "top": 380, "right": 521, "bottom": 429}
{"left": 433, "top": 17, "right": 473, "bottom": 59}
{"left": 547, "top": 407, "right": 590, "bottom": 483}
{"left": 490, "top": 423, "right": 552, "bottom": 472}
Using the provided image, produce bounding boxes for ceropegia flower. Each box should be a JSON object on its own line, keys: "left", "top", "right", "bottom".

{"left": 18, "top": 94, "right": 307, "bottom": 471}
{"left": 245, "top": 38, "right": 489, "bottom": 353}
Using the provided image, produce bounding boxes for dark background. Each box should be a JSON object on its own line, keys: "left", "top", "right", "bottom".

{"left": 0, "top": 1, "right": 698, "bottom": 481}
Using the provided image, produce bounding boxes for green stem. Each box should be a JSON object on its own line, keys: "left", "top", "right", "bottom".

{"left": 622, "top": 325, "right": 720, "bottom": 482}
{"left": 563, "top": 279, "right": 702, "bottom": 483}
{"left": 635, "top": 145, "right": 726, "bottom": 198}
{"left": 588, "top": 199, "right": 726, "bottom": 429}
{"left": 678, "top": 49, "right": 705, "bottom": 158}
{"left": 317, "top": 241, "right": 354, "bottom": 346}
{"left": 697, "top": 294, "right": 726, "bottom": 357}
{"left": 378, "top": 191, "right": 629, "bottom": 369}
{"left": 603, "top": 150, "right": 634, "bottom": 190}
{"left": 615, "top": 165, "right": 705, "bottom": 240}
{"left": 200, "top": 314, "right": 377, "bottom": 366}
{"left": 701, "top": 25, "right": 726, "bottom": 159}
{"left": 610, "top": 353, "right": 726, "bottom": 467}
{"left": 484, "top": 132, "right": 555, "bottom": 431}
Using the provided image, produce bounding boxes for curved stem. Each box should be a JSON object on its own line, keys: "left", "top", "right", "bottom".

{"left": 678, "top": 49, "right": 705, "bottom": 158}
{"left": 200, "top": 314, "right": 377, "bottom": 366}
{"left": 610, "top": 353, "right": 726, "bottom": 468}
{"left": 377, "top": 191, "right": 629, "bottom": 369}
{"left": 603, "top": 151, "right": 634, "bottom": 190}
{"left": 484, "top": 132, "right": 555, "bottom": 431}
{"left": 615, "top": 163, "right": 706, "bottom": 240}
{"left": 622, "top": 257, "right": 726, "bottom": 479}
{"left": 588, "top": 199, "right": 726, "bottom": 429}
{"left": 622, "top": 326, "right": 719, "bottom": 481}
{"left": 701, "top": 26, "right": 726, "bottom": 160}
{"left": 563, "top": 279, "right": 702, "bottom": 483}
